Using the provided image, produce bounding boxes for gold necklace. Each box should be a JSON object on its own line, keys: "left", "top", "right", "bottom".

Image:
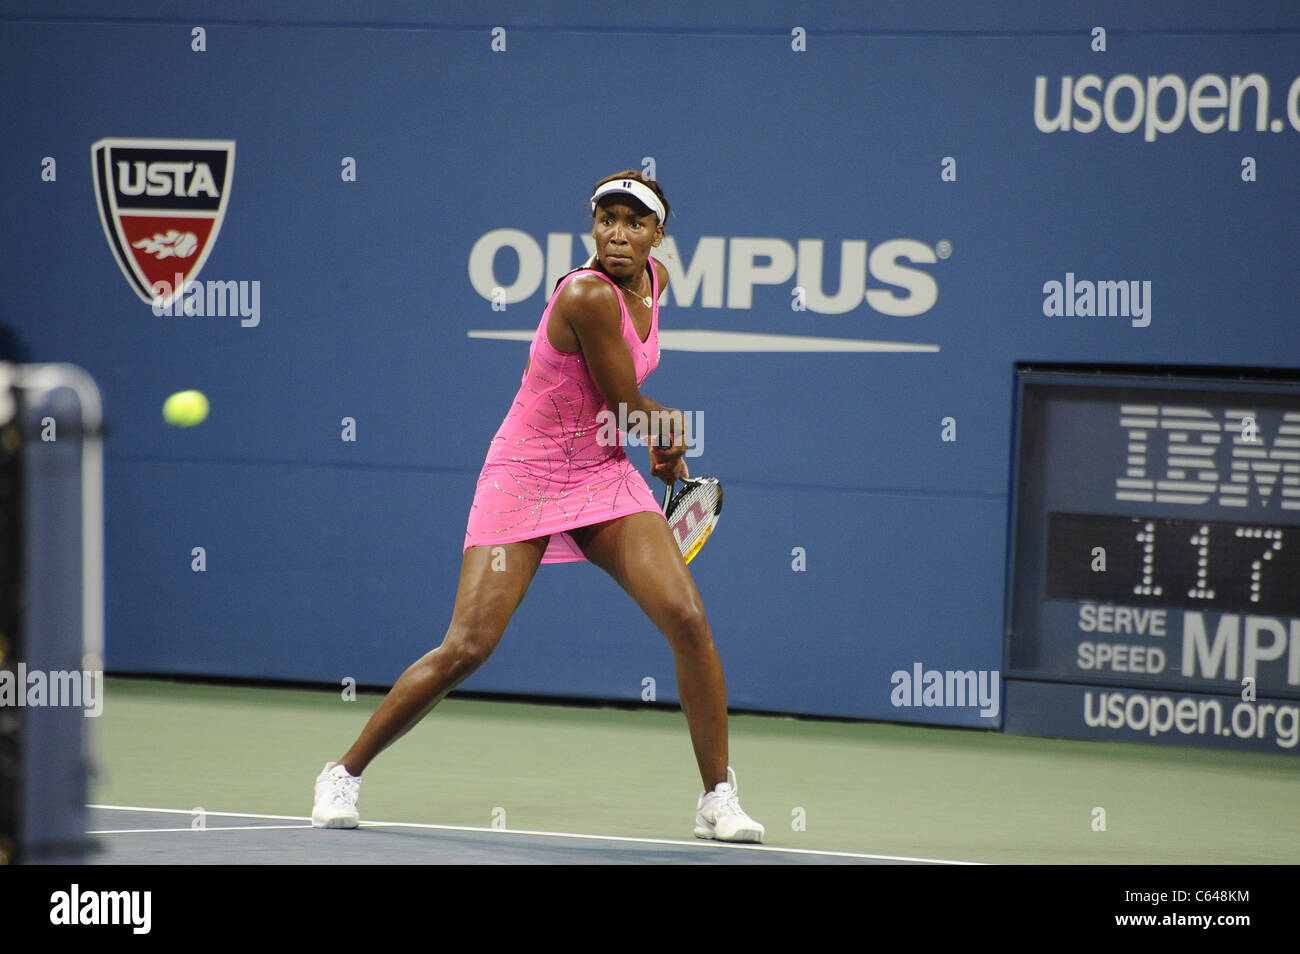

{"left": 596, "top": 251, "right": 654, "bottom": 307}
{"left": 615, "top": 274, "right": 652, "bottom": 309}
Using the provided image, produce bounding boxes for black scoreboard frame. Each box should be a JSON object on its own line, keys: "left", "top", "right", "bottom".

{"left": 1003, "top": 363, "right": 1300, "bottom": 752}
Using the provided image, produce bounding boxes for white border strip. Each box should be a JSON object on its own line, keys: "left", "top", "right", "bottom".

{"left": 469, "top": 329, "right": 941, "bottom": 353}
{"left": 87, "top": 804, "right": 983, "bottom": 864}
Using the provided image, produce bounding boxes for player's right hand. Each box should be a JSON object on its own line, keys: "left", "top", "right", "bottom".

{"left": 650, "top": 450, "right": 687, "bottom": 483}
{"left": 649, "top": 435, "right": 687, "bottom": 484}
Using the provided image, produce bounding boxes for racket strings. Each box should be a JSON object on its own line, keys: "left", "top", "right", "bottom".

{"left": 667, "top": 483, "right": 720, "bottom": 551}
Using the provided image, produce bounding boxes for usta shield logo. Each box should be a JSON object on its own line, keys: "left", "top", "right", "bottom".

{"left": 91, "top": 138, "right": 235, "bottom": 307}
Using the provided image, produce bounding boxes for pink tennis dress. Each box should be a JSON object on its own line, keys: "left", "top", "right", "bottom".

{"left": 464, "top": 262, "right": 664, "bottom": 563}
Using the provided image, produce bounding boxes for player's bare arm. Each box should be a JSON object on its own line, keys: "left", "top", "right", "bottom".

{"left": 554, "top": 274, "right": 685, "bottom": 452}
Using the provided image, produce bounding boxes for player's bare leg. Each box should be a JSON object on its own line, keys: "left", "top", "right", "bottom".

{"left": 572, "top": 511, "right": 728, "bottom": 790}
{"left": 338, "top": 536, "right": 549, "bottom": 775}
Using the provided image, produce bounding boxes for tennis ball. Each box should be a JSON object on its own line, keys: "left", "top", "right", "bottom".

{"left": 163, "top": 390, "right": 209, "bottom": 427}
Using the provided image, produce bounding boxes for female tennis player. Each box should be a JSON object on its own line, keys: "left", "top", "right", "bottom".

{"left": 312, "top": 171, "right": 764, "bottom": 843}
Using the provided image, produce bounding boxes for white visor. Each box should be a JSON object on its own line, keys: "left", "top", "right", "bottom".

{"left": 590, "top": 179, "right": 666, "bottom": 224}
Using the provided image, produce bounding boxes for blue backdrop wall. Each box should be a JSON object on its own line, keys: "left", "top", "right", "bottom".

{"left": 2, "top": 1, "right": 1297, "bottom": 729}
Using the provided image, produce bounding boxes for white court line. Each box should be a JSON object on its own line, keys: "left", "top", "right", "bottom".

{"left": 89, "top": 824, "right": 308, "bottom": 835}
{"left": 90, "top": 804, "right": 310, "bottom": 822}
{"left": 87, "top": 804, "right": 983, "bottom": 865}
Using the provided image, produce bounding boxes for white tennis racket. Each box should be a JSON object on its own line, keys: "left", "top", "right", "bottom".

{"left": 661, "top": 476, "right": 723, "bottom": 564}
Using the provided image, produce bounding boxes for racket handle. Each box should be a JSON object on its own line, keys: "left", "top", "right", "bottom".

{"left": 662, "top": 479, "right": 673, "bottom": 512}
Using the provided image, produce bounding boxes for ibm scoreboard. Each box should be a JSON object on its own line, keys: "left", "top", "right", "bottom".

{"left": 1005, "top": 368, "right": 1300, "bottom": 753}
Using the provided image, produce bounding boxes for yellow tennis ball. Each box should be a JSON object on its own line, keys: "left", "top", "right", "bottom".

{"left": 163, "top": 390, "right": 209, "bottom": 427}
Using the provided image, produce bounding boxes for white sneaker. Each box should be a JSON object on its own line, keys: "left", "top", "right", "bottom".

{"left": 312, "top": 761, "right": 361, "bottom": 829}
{"left": 694, "top": 767, "right": 764, "bottom": 843}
